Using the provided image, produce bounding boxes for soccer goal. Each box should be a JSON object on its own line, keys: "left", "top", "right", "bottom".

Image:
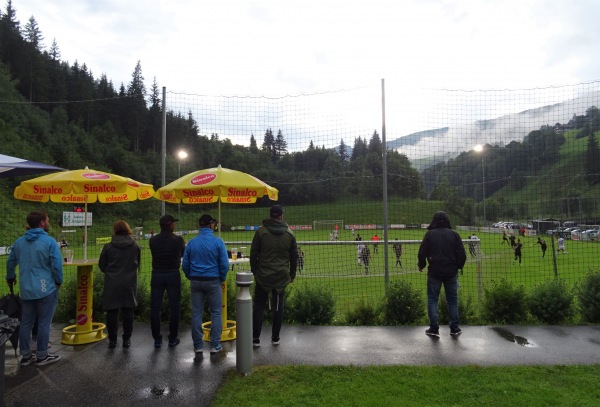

{"left": 313, "top": 220, "right": 344, "bottom": 231}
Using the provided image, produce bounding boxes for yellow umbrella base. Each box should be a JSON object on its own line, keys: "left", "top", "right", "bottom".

{"left": 201, "top": 320, "right": 236, "bottom": 342}
{"left": 61, "top": 322, "right": 107, "bottom": 345}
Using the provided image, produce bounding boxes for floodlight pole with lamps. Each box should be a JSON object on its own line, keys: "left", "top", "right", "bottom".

{"left": 177, "top": 150, "right": 188, "bottom": 219}
{"left": 474, "top": 145, "right": 486, "bottom": 225}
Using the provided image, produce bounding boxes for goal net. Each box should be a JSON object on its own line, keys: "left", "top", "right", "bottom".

{"left": 313, "top": 220, "right": 344, "bottom": 231}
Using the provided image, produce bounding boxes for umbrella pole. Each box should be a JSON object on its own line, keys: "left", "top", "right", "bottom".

{"left": 84, "top": 202, "right": 88, "bottom": 261}
{"left": 218, "top": 200, "right": 221, "bottom": 238}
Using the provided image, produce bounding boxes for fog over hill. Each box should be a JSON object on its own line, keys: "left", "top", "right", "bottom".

{"left": 388, "top": 91, "right": 600, "bottom": 171}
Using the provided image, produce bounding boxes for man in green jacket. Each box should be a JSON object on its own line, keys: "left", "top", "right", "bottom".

{"left": 250, "top": 205, "right": 298, "bottom": 347}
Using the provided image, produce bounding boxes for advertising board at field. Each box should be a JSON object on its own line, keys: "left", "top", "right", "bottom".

{"left": 95, "top": 237, "right": 111, "bottom": 245}
{"left": 346, "top": 224, "right": 377, "bottom": 230}
{"left": 290, "top": 225, "right": 313, "bottom": 231}
{"left": 62, "top": 211, "right": 92, "bottom": 227}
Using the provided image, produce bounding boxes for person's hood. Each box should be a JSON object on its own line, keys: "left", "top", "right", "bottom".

{"left": 263, "top": 218, "right": 289, "bottom": 235}
{"left": 25, "top": 228, "right": 47, "bottom": 241}
{"left": 427, "top": 211, "right": 452, "bottom": 230}
{"left": 110, "top": 234, "right": 136, "bottom": 248}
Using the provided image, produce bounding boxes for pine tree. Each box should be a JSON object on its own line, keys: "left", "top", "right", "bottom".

{"left": 3, "top": 0, "right": 20, "bottom": 33}
{"left": 338, "top": 138, "right": 349, "bottom": 164}
{"left": 147, "top": 77, "right": 162, "bottom": 152}
{"left": 274, "top": 129, "right": 287, "bottom": 158}
{"left": 126, "top": 60, "right": 147, "bottom": 152}
{"left": 23, "top": 15, "right": 43, "bottom": 50}
{"left": 368, "top": 130, "right": 382, "bottom": 155}
{"left": 262, "top": 128, "right": 275, "bottom": 155}
{"left": 49, "top": 38, "right": 60, "bottom": 60}
{"left": 249, "top": 134, "right": 258, "bottom": 153}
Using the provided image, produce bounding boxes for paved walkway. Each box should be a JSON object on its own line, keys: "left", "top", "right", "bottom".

{"left": 3, "top": 323, "right": 600, "bottom": 406}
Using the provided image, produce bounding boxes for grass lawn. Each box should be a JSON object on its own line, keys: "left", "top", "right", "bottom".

{"left": 212, "top": 364, "right": 600, "bottom": 406}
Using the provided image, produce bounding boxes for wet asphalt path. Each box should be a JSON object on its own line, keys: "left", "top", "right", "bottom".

{"left": 4, "top": 324, "right": 600, "bottom": 406}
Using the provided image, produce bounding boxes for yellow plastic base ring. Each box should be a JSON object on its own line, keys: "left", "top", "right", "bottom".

{"left": 61, "top": 322, "right": 107, "bottom": 345}
{"left": 202, "top": 320, "right": 236, "bottom": 342}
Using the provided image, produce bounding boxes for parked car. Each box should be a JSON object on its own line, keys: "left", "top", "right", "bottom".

{"left": 583, "top": 229, "right": 599, "bottom": 241}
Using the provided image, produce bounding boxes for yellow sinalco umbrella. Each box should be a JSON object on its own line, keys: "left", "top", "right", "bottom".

{"left": 153, "top": 165, "right": 278, "bottom": 233}
{"left": 14, "top": 167, "right": 155, "bottom": 259}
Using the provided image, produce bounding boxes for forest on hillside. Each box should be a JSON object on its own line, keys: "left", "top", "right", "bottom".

{"left": 0, "top": 0, "right": 422, "bottom": 206}
{"left": 1, "top": 0, "right": 600, "bottom": 224}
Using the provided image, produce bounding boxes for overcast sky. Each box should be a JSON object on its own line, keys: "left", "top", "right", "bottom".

{"left": 8, "top": 0, "right": 600, "bottom": 150}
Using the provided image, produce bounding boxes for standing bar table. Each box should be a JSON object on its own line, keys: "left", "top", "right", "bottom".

{"left": 61, "top": 259, "right": 107, "bottom": 345}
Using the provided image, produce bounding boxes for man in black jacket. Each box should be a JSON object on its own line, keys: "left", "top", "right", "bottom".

{"left": 149, "top": 215, "right": 186, "bottom": 348}
{"left": 418, "top": 212, "right": 467, "bottom": 337}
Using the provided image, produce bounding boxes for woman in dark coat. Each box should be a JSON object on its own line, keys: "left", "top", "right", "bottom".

{"left": 99, "top": 220, "right": 141, "bottom": 348}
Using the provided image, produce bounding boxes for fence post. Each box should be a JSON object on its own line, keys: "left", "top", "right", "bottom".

{"left": 476, "top": 242, "right": 483, "bottom": 300}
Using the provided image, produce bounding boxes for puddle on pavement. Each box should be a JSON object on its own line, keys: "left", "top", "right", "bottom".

{"left": 491, "top": 327, "right": 536, "bottom": 347}
{"left": 138, "top": 386, "right": 178, "bottom": 398}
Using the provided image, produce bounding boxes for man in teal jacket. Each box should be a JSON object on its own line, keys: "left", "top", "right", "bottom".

{"left": 6, "top": 210, "right": 63, "bottom": 367}
{"left": 250, "top": 205, "right": 298, "bottom": 347}
{"left": 182, "top": 214, "right": 229, "bottom": 355}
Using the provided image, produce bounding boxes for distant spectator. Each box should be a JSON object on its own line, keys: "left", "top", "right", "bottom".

{"left": 468, "top": 234, "right": 479, "bottom": 258}
{"left": 297, "top": 246, "right": 305, "bottom": 274}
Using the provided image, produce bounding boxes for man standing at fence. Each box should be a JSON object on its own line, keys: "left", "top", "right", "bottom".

{"left": 183, "top": 214, "right": 229, "bottom": 355}
{"left": 250, "top": 205, "right": 298, "bottom": 347}
{"left": 418, "top": 211, "right": 466, "bottom": 337}
{"left": 149, "top": 215, "right": 186, "bottom": 348}
{"left": 6, "top": 211, "right": 63, "bottom": 366}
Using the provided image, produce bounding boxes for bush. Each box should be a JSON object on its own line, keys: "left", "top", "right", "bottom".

{"left": 528, "top": 279, "right": 574, "bottom": 324}
{"left": 576, "top": 270, "right": 600, "bottom": 323}
{"left": 438, "top": 292, "right": 477, "bottom": 325}
{"left": 383, "top": 280, "right": 425, "bottom": 325}
{"left": 55, "top": 270, "right": 194, "bottom": 325}
{"left": 54, "top": 269, "right": 106, "bottom": 323}
{"left": 481, "top": 279, "right": 528, "bottom": 324}
{"left": 346, "top": 296, "right": 381, "bottom": 326}
{"left": 138, "top": 274, "right": 193, "bottom": 324}
{"left": 286, "top": 285, "right": 336, "bottom": 325}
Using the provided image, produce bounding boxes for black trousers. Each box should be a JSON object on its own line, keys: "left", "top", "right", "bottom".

{"left": 253, "top": 283, "right": 285, "bottom": 341}
{"left": 106, "top": 307, "right": 134, "bottom": 342}
{"left": 150, "top": 272, "right": 182, "bottom": 341}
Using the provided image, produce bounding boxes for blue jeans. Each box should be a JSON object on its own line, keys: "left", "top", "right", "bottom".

{"left": 190, "top": 279, "right": 222, "bottom": 349}
{"left": 20, "top": 290, "right": 58, "bottom": 359}
{"left": 151, "top": 272, "right": 182, "bottom": 341}
{"left": 427, "top": 275, "right": 459, "bottom": 330}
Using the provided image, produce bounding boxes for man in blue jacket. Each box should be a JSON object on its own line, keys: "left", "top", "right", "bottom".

{"left": 182, "top": 214, "right": 229, "bottom": 355}
{"left": 418, "top": 211, "right": 466, "bottom": 337}
{"left": 6, "top": 211, "right": 63, "bottom": 366}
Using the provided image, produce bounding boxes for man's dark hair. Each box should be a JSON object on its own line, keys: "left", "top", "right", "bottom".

{"left": 27, "top": 210, "right": 48, "bottom": 229}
